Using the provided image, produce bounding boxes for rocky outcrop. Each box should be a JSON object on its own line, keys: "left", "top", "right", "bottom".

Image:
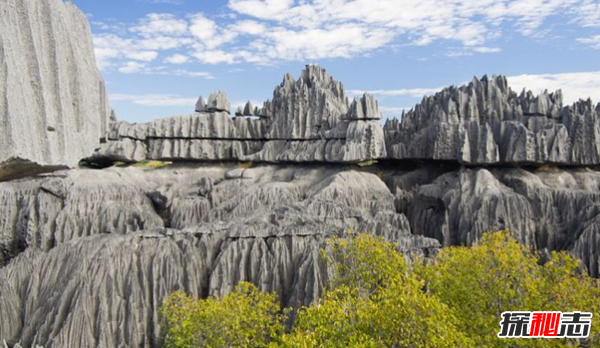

{"left": 0, "top": 0, "right": 111, "bottom": 180}
{"left": 196, "top": 91, "right": 231, "bottom": 114}
{"left": 4, "top": 163, "right": 600, "bottom": 346}
{"left": 1, "top": 2, "right": 600, "bottom": 344}
{"left": 92, "top": 66, "right": 387, "bottom": 164}
{"left": 390, "top": 166, "right": 600, "bottom": 277}
{"left": 95, "top": 72, "right": 600, "bottom": 167}
{"left": 385, "top": 75, "right": 600, "bottom": 165}
{"left": 0, "top": 164, "right": 439, "bottom": 347}
{"left": 0, "top": 231, "right": 323, "bottom": 348}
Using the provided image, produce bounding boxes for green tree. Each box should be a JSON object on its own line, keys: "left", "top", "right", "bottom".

{"left": 161, "top": 231, "right": 600, "bottom": 348}
{"left": 418, "top": 230, "right": 600, "bottom": 348}
{"left": 160, "top": 282, "right": 284, "bottom": 348}
{"left": 279, "top": 234, "right": 472, "bottom": 348}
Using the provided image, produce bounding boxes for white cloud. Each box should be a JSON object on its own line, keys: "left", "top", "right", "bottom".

{"left": 574, "top": 0, "right": 600, "bottom": 28}
{"left": 164, "top": 54, "right": 189, "bottom": 64}
{"left": 130, "top": 13, "right": 188, "bottom": 37}
{"left": 170, "top": 70, "right": 214, "bottom": 78}
{"left": 228, "top": 0, "right": 295, "bottom": 19}
{"left": 94, "top": 47, "right": 120, "bottom": 70}
{"left": 127, "top": 51, "right": 159, "bottom": 62}
{"left": 115, "top": 61, "right": 214, "bottom": 78}
{"left": 508, "top": 71, "right": 600, "bottom": 104}
{"left": 189, "top": 14, "right": 217, "bottom": 40}
{"left": 92, "top": 0, "right": 599, "bottom": 71}
{"left": 118, "top": 61, "right": 146, "bottom": 74}
{"left": 363, "top": 71, "right": 600, "bottom": 107}
{"left": 231, "top": 99, "right": 264, "bottom": 111}
{"left": 235, "top": 20, "right": 267, "bottom": 35}
{"left": 193, "top": 50, "right": 237, "bottom": 64}
{"left": 577, "top": 35, "right": 600, "bottom": 49}
{"left": 471, "top": 46, "right": 502, "bottom": 53}
{"left": 110, "top": 94, "right": 197, "bottom": 107}
{"left": 379, "top": 106, "right": 412, "bottom": 115}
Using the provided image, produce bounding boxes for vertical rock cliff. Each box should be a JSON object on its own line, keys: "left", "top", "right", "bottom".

{"left": 0, "top": 0, "right": 110, "bottom": 180}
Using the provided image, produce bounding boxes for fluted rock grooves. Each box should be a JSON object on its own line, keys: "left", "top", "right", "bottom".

{"left": 93, "top": 66, "right": 387, "bottom": 164}
{"left": 0, "top": 0, "right": 110, "bottom": 181}
{"left": 384, "top": 76, "right": 600, "bottom": 165}
{"left": 2, "top": 1, "right": 600, "bottom": 347}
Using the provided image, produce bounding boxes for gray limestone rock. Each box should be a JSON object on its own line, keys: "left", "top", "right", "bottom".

{"left": 348, "top": 93, "right": 381, "bottom": 120}
{"left": 93, "top": 65, "right": 386, "bottom": 164}
{"left": 398, "top": 166, "right": 600, "bottom": 276}
{"left": 0, "top": 164, "right": 440, "bottom": 347}
{"left": 0, "top": 168, "right": 164, "bottom": 267}
{"left": 195, "top": 95, "right": 207, "bottom": 113}
{"left": 206, "top": 91, "right": 231, "bottom": 114}
{"left": 385, "top": 75, "right": 600, "bottom": 165}
{"left": 243, "top": 101, "right": 254, "bottom": 116}
{"left": 0, "top": 0, "right": 110, "bottom": 178}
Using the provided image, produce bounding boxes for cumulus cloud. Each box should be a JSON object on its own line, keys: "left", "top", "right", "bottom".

{"left": 118, "top": 61, "right": 146, "bottom": 74}
{"left": 93, "top": 0, "right": 600, "bottom": 73}
{"left": 349, "top": 87, "right": 442, "bottom": 98}
{"left": 574, "top": 0, "right": 600, "bottom": 28}
{"left": 577, "top": 35, "right": 600, "bottom": 49}
{"left": 130, "top": 14, "right": 189, "bottom": 37}
{"left": 193, "top": 50, "right": 237, "bottom": 64}
{"left": 164, "top": 54, "right": 189, "bottom": 64}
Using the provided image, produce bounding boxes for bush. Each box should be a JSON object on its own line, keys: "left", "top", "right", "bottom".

{"left": 280, "top": 235, "right": 470, "bottom": 348}
{"left": 418, "top": 230, "right": 600, "bottom": 347}
{"left": 160, "top": 282, "right": 284, "bottom": 348}
{"left": 161, "top": 231, "right": 600, "bottom": 348}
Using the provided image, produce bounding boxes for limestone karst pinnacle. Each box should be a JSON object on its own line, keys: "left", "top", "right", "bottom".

{"left": 93, "top": 65, "right": 387, "bottom": 164}
{"left": 384, "top": 74, "right": 600, "bottom": 165}
{"left": 2, "top": 0, "right": 600, "bottom": 347}
{"left": 0, "top": 0, "right": 111, "bottom": 181}
{"left": 94, "top": 66, "right": 600, "bottom": 167}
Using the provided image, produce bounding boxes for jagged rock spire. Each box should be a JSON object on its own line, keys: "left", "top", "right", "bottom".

{"left": 195, "top": 96, "right": 206, "bottom": 113}
{"left": 348, "top": 93, "right": 381, "bottom": 120}
{"left": 207, "top": 91, "right": 231, "bottom": 114}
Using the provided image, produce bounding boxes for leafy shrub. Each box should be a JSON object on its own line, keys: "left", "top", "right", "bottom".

{"left": 161, "top": 231, "right": 600, "bottom": 348}
{"left": 160, "top": 282, "right": 284, "bottom": 348}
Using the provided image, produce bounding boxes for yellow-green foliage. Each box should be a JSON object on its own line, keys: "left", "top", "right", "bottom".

{"left": 238, "top": 162, "right": 253, "bottom": 169}
{"left": 131, "top": 160, "right": 172, "bottom": 169}
{"left": 355, "top": 160, "right": 378, "bottom": 167}
{"left": 417, "top": 230, "right": 600, "bottom": 347}
{"left": 161, "top": 231, "right": 600, "bottom": 348}
{"left": 280, "top": 235, "right": 470, "bottom": 348}
{"left": 160, "top": 282, "right": 284, "bottom": 348}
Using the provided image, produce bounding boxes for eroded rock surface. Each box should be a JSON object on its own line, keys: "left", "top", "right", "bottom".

{"left": 95, "top": 72, "right": 600, "bottom": 167}
{"left": 3, "top": 163, "right": 600, "bottom": 347}
{"left": 385, "top": 76, "right": 600, "bottom": 165}
{"left": 0, "top": 164, "right": 439, "bottom": 347}
{"left": 391, "top": 166, "right": 600, "bottom": 277}
{"left": 93, "top": 65, "right": 387, "bottom": 164}
{"left": 0, "top": 0, "right": 110, "bottom": 179}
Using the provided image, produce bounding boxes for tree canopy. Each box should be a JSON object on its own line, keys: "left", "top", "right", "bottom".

{"left": 160, "top": 231, "right": 600, "bottom": 348}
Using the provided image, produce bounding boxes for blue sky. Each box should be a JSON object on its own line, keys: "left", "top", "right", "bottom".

{"left": 71, "top": 0, "right": 600, "bottom": 123}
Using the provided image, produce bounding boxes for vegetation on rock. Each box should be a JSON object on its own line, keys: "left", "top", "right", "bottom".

{"left": 161, "top": 231, "right": 600, "bottom": 347}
